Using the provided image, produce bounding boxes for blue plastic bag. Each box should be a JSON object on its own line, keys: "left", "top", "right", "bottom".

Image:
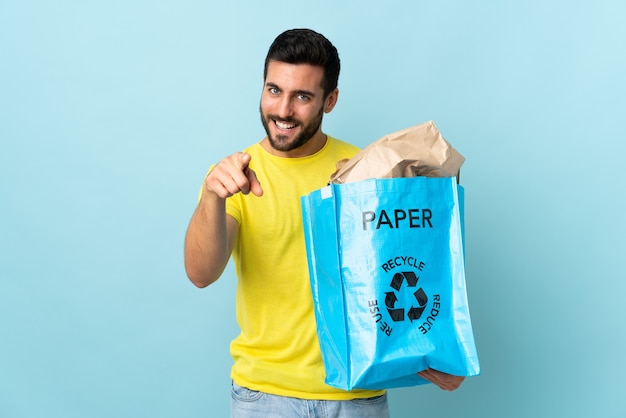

{"left": 301, "top": 177, "right": 480, "bottom": 390}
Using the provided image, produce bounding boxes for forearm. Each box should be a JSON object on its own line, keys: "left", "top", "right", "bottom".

{"left": 184, "top": 192, "right": 233, "bottom": 288}
{"left": 184, "top": 152, "right": 260, "bottom": 287}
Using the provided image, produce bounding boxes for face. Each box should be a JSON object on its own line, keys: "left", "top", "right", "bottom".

{"left": 260, "top": 61, "right": 337, "bottom": 156}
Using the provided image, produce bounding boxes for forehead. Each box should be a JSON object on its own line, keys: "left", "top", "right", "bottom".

{"left": 265, "top": 61, "right": 325, "bottom": 93}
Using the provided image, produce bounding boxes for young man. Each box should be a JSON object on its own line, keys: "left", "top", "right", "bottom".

{"left": 184, "top": 28, "right": 463, "bottom": 418}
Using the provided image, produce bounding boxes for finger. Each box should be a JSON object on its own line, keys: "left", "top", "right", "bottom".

{"left": 418, "top": 369, "right": 463, "bottom": 391}
{"left": 418, "top": 369, "right": 447, "bottom": 389}
{"left": 229, "top": 152, "right": 255, "bottom": 195}
{"left": 238, "top": 152, "right": 252, "bottom": 169}
{"left": 204, "top": 174, "right": 236, "bottom": 199}
{"left": 417, "top": 368, "right": 436, "bottom": 379}
{"left": 204, "top": 162, "right": 246, "bottom": 198}
{"left": 418, "top": 370, "right": 438, "bottom": 384}
{"left": 217, "top": 153, "right": 253, "bottom": 195}
{"left": 236, "top": 152, "right": 262, "bottom": 196}
{"left": 417, "top": 370, "right": 436, "bottom": 384}
{"left": 245, "top": 167, "right": 263, "bottom": 197}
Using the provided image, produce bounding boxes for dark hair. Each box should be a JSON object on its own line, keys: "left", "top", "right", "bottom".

{"left": 264, "top": 28, "right": 340, "bottom": 97}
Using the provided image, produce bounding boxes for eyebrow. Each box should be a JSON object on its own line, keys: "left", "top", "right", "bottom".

{"left": 265, "top": 82, "right": 317, "bottom": 98}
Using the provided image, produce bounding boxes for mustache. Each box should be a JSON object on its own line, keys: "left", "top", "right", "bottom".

{"left": 267, "top": 115, "right": 300, "bottom": 124}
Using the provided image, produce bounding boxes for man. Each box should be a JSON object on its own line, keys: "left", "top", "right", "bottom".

{"left": 184, "top": 28, "right": 463, "bottom": 418}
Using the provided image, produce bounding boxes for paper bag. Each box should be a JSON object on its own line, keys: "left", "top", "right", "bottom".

{"left": 330, "top": 120, "right": 464, "bottom": 184}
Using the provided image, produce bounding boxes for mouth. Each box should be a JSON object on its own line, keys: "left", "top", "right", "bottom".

{"left": 274, "top": 119, "right": 298, "bottom": 132}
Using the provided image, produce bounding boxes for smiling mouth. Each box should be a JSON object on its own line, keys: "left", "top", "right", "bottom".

{"left": 274, "top": 119, "right": 297, "bottom": 130}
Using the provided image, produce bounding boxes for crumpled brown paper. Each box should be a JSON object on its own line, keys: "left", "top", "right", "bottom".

{"left": 330, "top": 120, "right": 464, "bottom": 184}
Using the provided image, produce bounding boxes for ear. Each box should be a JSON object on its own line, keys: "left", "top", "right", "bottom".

{"left": 323, "top": 88, "right": 339, "bottom": 113}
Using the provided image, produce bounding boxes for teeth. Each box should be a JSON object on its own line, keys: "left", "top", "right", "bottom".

{"left": 276, "top": 120, "right": 296, "bottom": 129}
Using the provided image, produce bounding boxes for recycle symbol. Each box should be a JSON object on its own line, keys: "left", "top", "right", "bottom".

{"left": 385, "top": 271, "right": 428, "bottom": 322}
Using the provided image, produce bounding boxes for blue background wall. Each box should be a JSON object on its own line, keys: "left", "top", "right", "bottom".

{"left": 1, "top": 1, "right": 625, "bottom": 417}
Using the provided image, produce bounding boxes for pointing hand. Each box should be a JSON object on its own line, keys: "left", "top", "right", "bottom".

{"left": 205, "top": 152, "right": 264, "bottom": 199}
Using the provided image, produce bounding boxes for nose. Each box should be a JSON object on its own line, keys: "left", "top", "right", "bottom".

{"left": 276, "top": 96, "right": 293, "bottom": 119}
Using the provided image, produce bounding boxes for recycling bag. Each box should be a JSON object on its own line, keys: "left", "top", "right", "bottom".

{"left": 301, "top": 176, "right": 480, "bottom": 391}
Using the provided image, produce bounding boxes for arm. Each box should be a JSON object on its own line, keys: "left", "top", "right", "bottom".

{"left": 183, "top": 152, "right": 263, "bottom": 288}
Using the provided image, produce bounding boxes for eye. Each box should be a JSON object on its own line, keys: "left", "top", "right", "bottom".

{"left": 297, "top": 93, "right": 311, "bottom": 102}
{"left": 268, "top": 87, "right": 280, "bottom": 95}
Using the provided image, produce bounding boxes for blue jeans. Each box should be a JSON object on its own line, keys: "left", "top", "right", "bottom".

{"left": 231, "top": 382, "right": 390, "bottom": 418}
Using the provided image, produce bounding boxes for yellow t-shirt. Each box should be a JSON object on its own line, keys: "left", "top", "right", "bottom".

{"left": 225, "top": 137, "right": 385, "bottom": 400}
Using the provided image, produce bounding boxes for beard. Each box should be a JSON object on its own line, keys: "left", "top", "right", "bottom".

{"left": 260, "top": 104, "right": 324, "bottom": 153}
